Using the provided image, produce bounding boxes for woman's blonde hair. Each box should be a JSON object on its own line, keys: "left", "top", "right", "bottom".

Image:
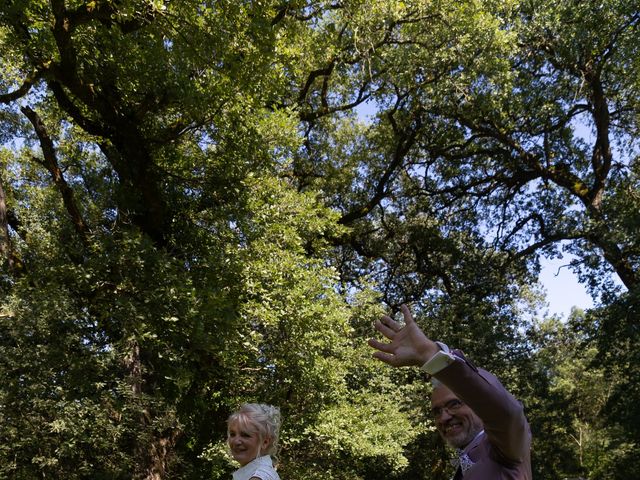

{"left": 227, "top": 403, "right": 281, "bottom": 459}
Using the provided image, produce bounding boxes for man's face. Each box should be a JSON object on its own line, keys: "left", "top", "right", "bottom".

{"left": 431, "top": 385, "right": 484, "bottom": 449}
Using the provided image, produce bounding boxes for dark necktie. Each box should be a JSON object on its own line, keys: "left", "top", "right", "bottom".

{"left": 452, "top": 466, "right": 463, "bottom": 480}
{"left": 451, "top": 450, "right": 474, "bottom": 479}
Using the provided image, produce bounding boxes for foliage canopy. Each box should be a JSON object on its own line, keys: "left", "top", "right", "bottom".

{"left": 1, "top": 0, "right": 638, "bottom": 479}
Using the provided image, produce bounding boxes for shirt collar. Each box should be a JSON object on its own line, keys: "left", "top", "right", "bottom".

{"left": 459, "top": 429, "right": 485, "bottom": 455}
{"left": 232, "top": 455, "right": 274, "bottom": 480}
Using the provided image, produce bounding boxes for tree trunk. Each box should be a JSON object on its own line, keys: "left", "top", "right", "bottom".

{"left": 0, "top": 175, "right": 12, "bottom": 271}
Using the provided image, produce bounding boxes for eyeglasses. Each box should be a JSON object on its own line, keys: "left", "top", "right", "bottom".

{"left": 431, "top": 399, "right": 464, "bottom": 418}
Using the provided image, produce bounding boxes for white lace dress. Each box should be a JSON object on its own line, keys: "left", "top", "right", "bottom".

{"left": 232, "top": 455, "right": 280, "bottom": 480}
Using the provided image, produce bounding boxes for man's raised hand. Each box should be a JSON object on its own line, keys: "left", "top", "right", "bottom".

{"left": 368, "top": 304, "right": 438, "bottom": 367}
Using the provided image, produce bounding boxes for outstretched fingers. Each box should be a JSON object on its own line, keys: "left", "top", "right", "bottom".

{"left": 375, "top": 317, "right": 400, "bottom": 339}
{"left": 367, "top": 337, "right": 394, "bottom": 354}
{"left": 368, "top": 338, "right": 401, "bottom": 366}
{"left": 371, "top": 350, "right": 399, "bottom": 366}
{"left": 400, "top": 304, "right": 415, "bottom": 325}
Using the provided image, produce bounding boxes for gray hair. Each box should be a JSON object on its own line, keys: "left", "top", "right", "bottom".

{"left": 430, "top": 377, "right": 443, "bottom": 389}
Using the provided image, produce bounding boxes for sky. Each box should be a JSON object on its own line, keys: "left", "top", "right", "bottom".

{"left": 538, "top": 256, "right": 594, "bottom": 318}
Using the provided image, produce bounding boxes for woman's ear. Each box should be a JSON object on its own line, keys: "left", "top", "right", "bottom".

{"left": 261, "top": 435, "right": 272, "bottom": 451}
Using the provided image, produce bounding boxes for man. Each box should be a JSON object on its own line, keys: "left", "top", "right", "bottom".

{"left": 369, "top": 305, "right": 532, "bottom": 479}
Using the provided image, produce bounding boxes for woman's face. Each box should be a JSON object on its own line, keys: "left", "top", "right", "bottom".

{"left": 227, "top": 419, "right": 270, "bottom": 466}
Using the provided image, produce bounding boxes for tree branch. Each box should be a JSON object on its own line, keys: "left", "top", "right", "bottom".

{"left": 0, "top": 69, "right": 44, "bottom": 104}
{"left": 339, "top": 108, "right": 423, "bottom": 225}
{"left": 585, "top": 70, "right": 612, "bottom": 211}
{"left": 20, "top": 106, "right": 90, "bottom": 242}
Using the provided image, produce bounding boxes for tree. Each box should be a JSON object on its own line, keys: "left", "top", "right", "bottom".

{"left": 0, "top": 1, "right": 422, "bottom": 478}
{"left": 284, "top": 0, "right": 639, "bottom": 477}
{"left": 587, "top": 288, "right": 640, "bottom": 478}
{"left": 1, "top": 0, "right": 639, "bottom": 478}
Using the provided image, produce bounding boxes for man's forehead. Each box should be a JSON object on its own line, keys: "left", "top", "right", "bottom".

{"left": 431, "top": 384, "right": 459, "bottom": 406}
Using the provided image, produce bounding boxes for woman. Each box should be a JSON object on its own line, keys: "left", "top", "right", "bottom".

{"left": 227, "top": 403, "right": 281, "bottom": 480}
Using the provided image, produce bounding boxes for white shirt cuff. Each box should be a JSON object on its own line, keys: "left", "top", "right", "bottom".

{"left": 420, "top": 341, "right": 456, "bottom": 375}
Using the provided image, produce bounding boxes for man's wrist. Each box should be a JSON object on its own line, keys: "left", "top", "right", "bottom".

{"left": 420, "top": 341, "right": 456, "bottom": 375}
{"left": 415, "top": 340, "right": 441, "bottom": 367}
